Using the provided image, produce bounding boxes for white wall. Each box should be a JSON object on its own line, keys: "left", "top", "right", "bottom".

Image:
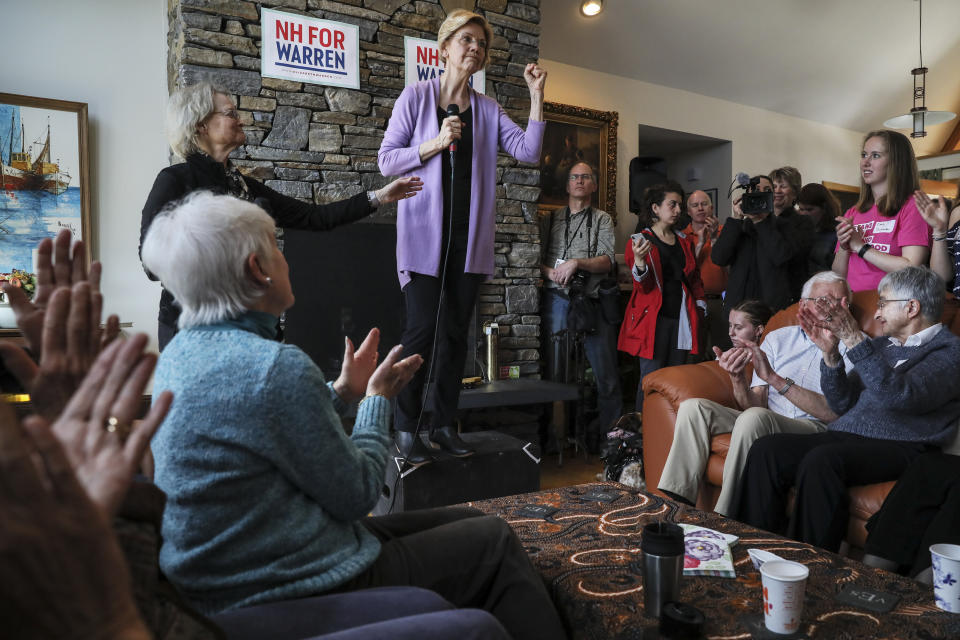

{"left": 541, "top": 59, "right": 866, "bottom": 251}
{"left": 2, "top": 0, "right": 168, "bottom": 353}
{"left": 665, "top": 143, "right": 733, "bottom": 220}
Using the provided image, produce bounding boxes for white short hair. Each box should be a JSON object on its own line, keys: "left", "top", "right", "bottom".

{"left": 166, "top": 82, "right": 224, "bottom": 159}
{"left": 141, "top": 192, "right": 276, "bottom": 329}
{"left": 801, "top": 271, "right": 851, "bottom": 300}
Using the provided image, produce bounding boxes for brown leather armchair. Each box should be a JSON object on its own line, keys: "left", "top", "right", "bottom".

{"left": 641, "top": 289, "right": 960, "bottom": 550}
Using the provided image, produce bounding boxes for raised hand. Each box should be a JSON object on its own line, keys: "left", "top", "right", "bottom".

{"left": 4, "top": 229, "right": 118, "bottom": 358}
{"left": 366, "top": 345, "right": 423, "bottom": 399}
{"left": 50, "top": 333, "right": 172, "bottom": 518}
{"left": 334, "top": 328, "right": 381, "bottom": 403}
{"left": 523, "top": 63, "right": 547, "bottom": 95}
{"left": 914, "top": 190, "right": 950, "bottom": 235}
{"left": 632, "top": 235, "right": 653, "bottom": 265}
{"left": 797, "top": 303, "right": 839, "bottom": 355}
{"left": 376, "top": 176, "right": 424, "bottom": 205}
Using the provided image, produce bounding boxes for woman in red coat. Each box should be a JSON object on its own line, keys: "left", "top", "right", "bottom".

{"left": 619, "top": 182, "right": 705, "bottom": 409}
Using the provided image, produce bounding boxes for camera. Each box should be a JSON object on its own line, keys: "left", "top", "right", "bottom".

{"left": 741, "top": 177, "right": 774, "bottom": 216}
{"left": 568, "top": 269, "right": 590, "bottom": 297}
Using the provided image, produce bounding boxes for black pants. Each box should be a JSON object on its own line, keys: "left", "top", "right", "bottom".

{"left": 735, "top": 431, "right": 926, "bottom": 552}
{"left": 338, "top": 506, "right": 567, "bottom": 640}
{"left": 864, "top": 452, "right": 960, "bottom": 576}
{"left": 396, "top": 246, "right": 484, "bottom": 433}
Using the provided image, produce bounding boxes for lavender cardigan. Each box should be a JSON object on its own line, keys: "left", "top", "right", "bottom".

{"left": 378, "top": 78, "right": 545, "bottom": 287}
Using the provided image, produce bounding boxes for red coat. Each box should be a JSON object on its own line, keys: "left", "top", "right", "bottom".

{"left": 618, "top": 229, "right": 706, "bottom": 358}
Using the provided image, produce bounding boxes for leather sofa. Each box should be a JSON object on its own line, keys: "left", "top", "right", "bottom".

{"left": 640, "top": 289, "right": 960, "bottom": 550}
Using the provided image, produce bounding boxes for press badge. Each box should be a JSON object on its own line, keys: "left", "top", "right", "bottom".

{"left": 555, "top": 258, "right": 566, "bottom": 268}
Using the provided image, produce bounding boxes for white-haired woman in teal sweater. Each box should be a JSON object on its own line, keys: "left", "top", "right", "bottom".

{"left": 142, "top": 192, "right": 565, "bottom": 639}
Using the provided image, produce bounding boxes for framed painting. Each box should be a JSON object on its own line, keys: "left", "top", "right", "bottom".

{"left": 539, "top": 102, "right": 618, "bottom": 217}
{"left": 705, "top": 187, "right": 718, "bottom": 211}
{"left": 0, "top": 93, "right": 91, "bottom": 284}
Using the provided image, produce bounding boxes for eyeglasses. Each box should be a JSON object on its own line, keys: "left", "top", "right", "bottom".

{"left": 877, "top": 298, "right": 912, "bottom": 310}
{"left": 456, "top": 33, "right": 487, "bottom": 50}
{"left": 800, "top": 296, "right": 841, "bottom": 305}
{"left": 568, "top": 174, "right": 594, "bottom": 182}
{"left": 212, "top": 109, "right": 240, "bottom": 120}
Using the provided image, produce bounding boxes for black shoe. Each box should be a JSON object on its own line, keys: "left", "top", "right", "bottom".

{"left": 428, "top": 426, "right": 475, "bottom": 457}
{"left": 394, "top": 431, "right": 433, "bottom": 465}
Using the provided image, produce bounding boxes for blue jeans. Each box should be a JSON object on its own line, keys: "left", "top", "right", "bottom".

{"left": 542, "top": 289, "right": 623, "bottom": 433}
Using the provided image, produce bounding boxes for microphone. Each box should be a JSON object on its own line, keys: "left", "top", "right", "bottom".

{"left": 446, "top": 104, "right": 460, "bottom": 160}
{"left": 735, "top": 172, "right": 750, "bottom": 187}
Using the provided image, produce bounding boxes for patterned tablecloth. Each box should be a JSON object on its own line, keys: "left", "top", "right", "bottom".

{"left": 467, "top": 482, "right": 960, "bottom": 640}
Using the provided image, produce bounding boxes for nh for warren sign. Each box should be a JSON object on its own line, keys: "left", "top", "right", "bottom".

{"left": 403, "top": 36, "right": 485, "bottom": 95}
{"left": 261, "top": 9, "right": 360, "bottom": 89}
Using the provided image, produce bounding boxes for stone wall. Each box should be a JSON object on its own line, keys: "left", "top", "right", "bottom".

{"left": 167, "top": 0, "right": 544, "bottom": 377}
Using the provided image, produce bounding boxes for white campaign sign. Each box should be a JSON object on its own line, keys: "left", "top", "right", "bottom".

{"left": 261, "top": 8, "right": 360, "bottom": 89}
{"left": 403, "top": 36, "right": 485, "bottom": 94}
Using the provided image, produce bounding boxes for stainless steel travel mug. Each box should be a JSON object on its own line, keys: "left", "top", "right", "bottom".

{"left": 642, "top": 521, "right": 684, "bottom": 618}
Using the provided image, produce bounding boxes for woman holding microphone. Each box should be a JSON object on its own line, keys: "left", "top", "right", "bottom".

{"left": 378, "top": 9, "right": 547, "bottom": 463}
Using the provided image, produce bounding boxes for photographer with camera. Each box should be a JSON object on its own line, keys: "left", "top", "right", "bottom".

{"left": 619, "top": 182, "right": 706, "bottom": 410}
{"left": 713, "top": 168, "right": 814, "bottom": 324}
{"left": 540, "top": 162, "right": 622, "bottom": 453}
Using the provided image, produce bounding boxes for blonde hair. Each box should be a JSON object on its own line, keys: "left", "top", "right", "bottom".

{"left": 166, "top": 82, "right": 225, "bottom": 159}
{"left": 437, "top": 9, "right": 493, "bottom": 69}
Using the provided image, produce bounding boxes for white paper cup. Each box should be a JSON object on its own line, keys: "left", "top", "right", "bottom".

{"left": 760, "top": 560, "right": 809, "bottom": 634}
{"left": 930, "top": 543, "right": 960, "bottom": 613}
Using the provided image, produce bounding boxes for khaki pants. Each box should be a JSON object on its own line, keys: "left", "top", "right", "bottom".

{"left": 657, "top": 398, "right": 826, "bottom": 516}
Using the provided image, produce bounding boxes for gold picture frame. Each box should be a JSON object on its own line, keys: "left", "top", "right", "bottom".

{"left": 0, "top": 92, "right": 92, "bottom": 271}
{"left": 539, "top": 102, "right": 618, "bottom": 218}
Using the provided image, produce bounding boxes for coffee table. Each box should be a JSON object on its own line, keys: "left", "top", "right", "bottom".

{"left": 468, "top": 482, "right": 960, "bottom": 639}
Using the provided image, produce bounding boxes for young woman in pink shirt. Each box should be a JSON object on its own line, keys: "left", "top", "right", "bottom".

{"left": 832, "top": 130, "right": 930, "bottom": 291}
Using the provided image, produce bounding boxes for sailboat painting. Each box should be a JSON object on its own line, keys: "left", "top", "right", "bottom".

{"left": 0, "top": 93, "right": 90, "bottom": 274}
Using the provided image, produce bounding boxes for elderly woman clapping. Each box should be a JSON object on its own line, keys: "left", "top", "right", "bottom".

{"left": 141, "top": 192, "right": 565, "bottom": 638}
{"left": 141, "top": 82, "right": 423, "bottom": 349}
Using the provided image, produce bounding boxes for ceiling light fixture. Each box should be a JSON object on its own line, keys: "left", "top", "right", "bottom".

{"left": 581, "top": 0, "right": 602, "bottom": 17}
{"left": 883, "top": 0, "right": 955, "bottom": 138}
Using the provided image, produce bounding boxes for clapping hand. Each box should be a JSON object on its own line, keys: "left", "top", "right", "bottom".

{"left": 797, "top": 303, "right": 839, "bottom": 355}
{"left": 334, "top": 328, "right": 381, "bottom": 403}
{"left": 834, "top": 215, "right": 865, "bottom": 253}
{"left": 376, "top": 176, "right": 424, "bottom": 206}
{"left": 713, "top": 345, "right": 751, "bottom": 383}
{"left": 740, "top": 340, "right": 774, "bottom": 384}
{"left": 914, "top": 190, "right": 950, "bottom": 235}
{"left": 50, "top": 333, "right": 172, "bottom": 518}
{"left": 366, "top": 345, "right": 423, "bottom": 399}
{"left": 4, "top": 229, "right": 119, "bottom": 358}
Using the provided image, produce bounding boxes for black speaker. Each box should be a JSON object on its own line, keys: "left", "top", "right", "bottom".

{"left": 284, "top": 222, "right": 402, "bottom": 378}
{"left": 374, "top": 431, "right": 540, "bottom": 515}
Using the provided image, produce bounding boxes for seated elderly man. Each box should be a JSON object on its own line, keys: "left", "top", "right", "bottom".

{"left": 735, "top": 266, "right": 960, "bottom": 552}
{"left": 141, "top": 192, "right": 565, "bottom": 640}
{"left": 658, "top": 271, "right": 853, "bottom": 515}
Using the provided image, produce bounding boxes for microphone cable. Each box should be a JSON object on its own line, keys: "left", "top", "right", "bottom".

{"left": 389, "top": 103, "right": 462, "bottom": 509}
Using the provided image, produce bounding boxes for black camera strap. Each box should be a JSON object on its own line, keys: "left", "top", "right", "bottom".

{"left": 561, "top": 206, "right": 592, "bottom": 260}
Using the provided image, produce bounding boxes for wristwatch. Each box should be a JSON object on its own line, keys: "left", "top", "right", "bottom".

{"left": 857, "top": 243, "right": 872, "bottom": 258}
{"left": 777, "top": 378, "right": 795, "bottom": 395}
{"left": 367, "top": 190, "right": 380, "bottom": 209}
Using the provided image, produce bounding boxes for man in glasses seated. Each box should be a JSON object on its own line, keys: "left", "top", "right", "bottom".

{"left": 658, "top": 271, "right": 855, "bottom": 515}
{"left": 736, "top": 266, "right": 960, "bottom": 553}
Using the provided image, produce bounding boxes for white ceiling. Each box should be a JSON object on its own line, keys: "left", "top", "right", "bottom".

{"left": 540, "top": 0, "right": 960, "bottom": 156}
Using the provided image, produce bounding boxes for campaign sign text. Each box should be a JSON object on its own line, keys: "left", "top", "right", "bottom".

{"left": 403, "top": 36, "right": 485, "bottom": 95}
{"left": 261, "top": 8, "right": 360, "bottom": 89}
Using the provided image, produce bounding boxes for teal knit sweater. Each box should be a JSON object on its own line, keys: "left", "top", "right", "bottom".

{"left": 152, "top": 312, "right": 390, "bottom": 615}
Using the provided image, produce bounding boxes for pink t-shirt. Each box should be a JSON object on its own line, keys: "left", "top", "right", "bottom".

{"left": 838, "top": 199, "right": 930, "bottom": 291}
